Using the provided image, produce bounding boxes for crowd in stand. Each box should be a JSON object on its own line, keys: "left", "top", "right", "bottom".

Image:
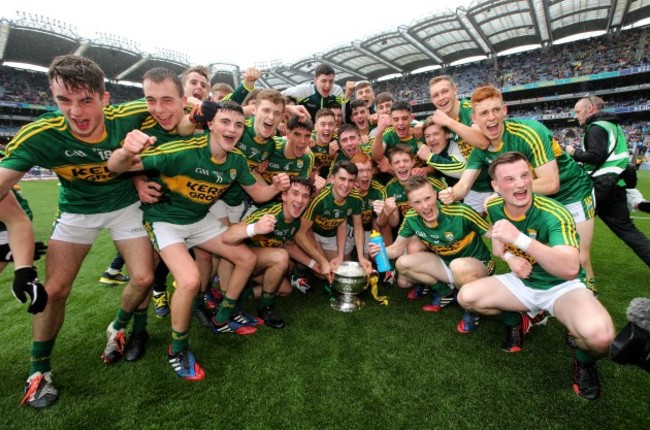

{"left": 375, "top": 26, "right": 650, "bottom": 101}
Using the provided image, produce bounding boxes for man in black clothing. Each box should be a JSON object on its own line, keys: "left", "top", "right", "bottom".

{"left": 566, "top": 95, "right": 650, "bottom": 269}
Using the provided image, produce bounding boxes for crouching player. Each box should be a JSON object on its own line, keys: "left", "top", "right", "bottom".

{"left": 221, "top": 176, "right": 315, "bottom": 328}
{"left": 457, "top": 152, "right": 614, "bottom": 400}
{"left": 108, "top": 102, "right": 289, "bottom": 381}
{"left": 368, "top": 176, "right": 494, "bottom": 332}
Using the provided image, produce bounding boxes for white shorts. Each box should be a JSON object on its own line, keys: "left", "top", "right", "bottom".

{"left": 345, "top": 228, "right": 371, "bottom": 257}
{"left": 146, "top": 212, "right": 227, "bottom": 251}
{"left": 51, "top": 201, "right": 147, "bottom": 245}
{"left": 463, "top": 190, "right": 493, "bottom": 214}
{"left": 315, "top": 232, "right": 341, "bottom": 253}
{"left": 210, "top": 200, "right": 245, "bottom": 224}
{"left": 497, "top": 272, "right": 587, "bottom": 316}
{"left": 563, "top": 189, "right": 595, "bottom": 224}
{"left": 0, "top": 231, "right": 7, "bottom": 245}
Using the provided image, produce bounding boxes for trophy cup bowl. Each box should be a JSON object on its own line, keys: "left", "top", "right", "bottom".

{"left": 331, "top": 262, "right": 369, "bottom": 312}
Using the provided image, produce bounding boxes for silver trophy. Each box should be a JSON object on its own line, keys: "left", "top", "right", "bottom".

{"left": 331, "top": 262, "right": 369, "bottom": 312}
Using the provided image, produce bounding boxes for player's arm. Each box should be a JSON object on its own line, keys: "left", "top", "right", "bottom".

{"left": 0, "top": 167, "right": 26, "bottom": 200}
{"left": 0, "top": 191, "right": 35, "bottom": 268}
{"left": 221, "top": 214, "right": 276, "bottom": 245}
{"left": 176, "top": 101, "right": 220, "bottom": 136}
{"left": 107, "top": 130, "right": 157, "bottom": 173}
{"left": 438, "top": 168, "right": 481, "bottom": 204}
{"left": 242, "top": 173, "right": 290, "bottom": 203}
{"left": 371, "top": 116, "right": 390, "bottom": 163}
{"left": 532, "top": 160, "right": 560, "bottom": 196}
{"left": 369, "top": 235, "right": 409, "bottom": 260}
{"left": 491, "top": 219, "right": 580, "bottom": 280}
{"left": 431, "top": 110, "right": 490, "bottom": 150}
{"left": 294, "top": 217, "right": 331, "bottom": 280}
{"left": 333, "top": 221, "right": 347, "bottom": 264}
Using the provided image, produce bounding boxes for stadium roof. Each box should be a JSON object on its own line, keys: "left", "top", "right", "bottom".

{"left": 1, "top": 0, "right": 649, "bottom": 90}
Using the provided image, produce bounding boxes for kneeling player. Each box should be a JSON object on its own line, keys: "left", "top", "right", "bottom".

{"left": 457, "top": 152, "right": 614, "bottom": 400}
{"left": 368, "top": 176, "right": 493, "bottom": 332}
{"left": 221, "top": 177, "right": 315, "bottom": 328}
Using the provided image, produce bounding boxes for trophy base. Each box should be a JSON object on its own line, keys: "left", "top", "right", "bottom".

{"left": 331, "top": 294, "right": 364, "bottom": 312}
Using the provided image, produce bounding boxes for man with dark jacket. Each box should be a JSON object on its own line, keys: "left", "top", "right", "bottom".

{"left": 566, "top": 95, "right": 650, "bottom": 268}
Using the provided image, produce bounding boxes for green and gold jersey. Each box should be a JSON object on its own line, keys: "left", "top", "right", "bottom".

{"left": 453, "top": 100, "right": 475, "bottom": 159}
{"left": 467, "top": 119, "right": 593, "bottom": 204}
{"left": 303, "top": 184, "right": 362, "bottom": 237}
{"left": 446, "top": 100, "right": 492, "bottom": 192}
{"left": 140, "top": 136, "right": 256, "bottom": 224}
{"left": 486, "top": 193, "right": 585, "bottom": 290}
{"left": 385, "top": 176, "right": 447, "bottom": 217}
{"left": 221, "top": 117, "right": 275, "bottom": 206}
{"left": 399, "top": 202, "right": 492, "bottom": 265}
{"left": 311, "top": 141, "right": 334, "bottom": 175}
{"left": 354, "top": 180, "right": 387, "bottom": 232}
{"left": 382, "top": 128, "right": 426, "bottom": 167}
{"left": 327, "top": 145, "right": 372, "bottom": 177}
{"left": 1, "top": 100, "right": 149, "bottom": 214}
{"left": 244, "top": 202, "right": 300, "bottom": 248}
{"left": 261, "top": 137, "right": 314, "bottom": 184}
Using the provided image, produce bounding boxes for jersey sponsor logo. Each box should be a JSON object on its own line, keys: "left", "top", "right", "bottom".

{"left": 164, "top": 175, "right": 230, "bottom": 204}
{"left": 64, "top": 149, "right": 88, "bottom": 157}
{"left": 55, "top": 163, "right": 118, "bottom": 182}
{"left": 315, "top": 215, "right": 344, "bottom": 232}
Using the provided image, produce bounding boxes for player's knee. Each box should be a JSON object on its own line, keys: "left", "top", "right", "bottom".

{"left": 45, "top": 282, "right": 72, "bottom": 302}
{"left": 395, "top": 255, "right": 409, "bottom": 274}
{"left": 456, "top": 285, "right": 477, "bottom": 308}
{"left": 577, "top": 319, "right": 615, "bottom": 354}
{"left": 129, "top": 271, "right": 154, "bottom": 289}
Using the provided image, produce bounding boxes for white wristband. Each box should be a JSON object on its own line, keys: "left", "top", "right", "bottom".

{"left": 503, "top": 252, "right": 515, "bottom": 262}
{"left": 246, "top": 223, "right": 257, "bottom": 238}
{"left": 514, "top": 233, "right": 532, "bottom": 252}
{"left": 308, "top": 259, "right": 317, "bottom": 269}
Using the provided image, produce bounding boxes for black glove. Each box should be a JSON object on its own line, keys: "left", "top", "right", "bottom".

{"left": 0, "top": 241, "right": 48, "bottom": 262}
{"left": 12, "top": 266, "right": 48, "bottom": 314}
{"left": 190, "top": 101, "right": 220, "bottom": 124}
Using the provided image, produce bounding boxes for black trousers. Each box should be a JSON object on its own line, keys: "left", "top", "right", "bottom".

{"left": 596, "top": 185, "right": 650, "bottom": 269}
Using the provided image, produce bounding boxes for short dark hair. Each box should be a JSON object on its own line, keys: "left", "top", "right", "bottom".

{"left": 338, "top": 123, "right": 359, "bottom": 138}
{"left": 390, "top": 100, "right": 412, "bottom": 114}
{"left": 143, "top": 68, "right": 183, "bottom": 98}
{"left": 375, "top": 92, "right": 394, "bottom": 105}
{"left": 48, "top": 55, "right": 105, "bottom": 95}
{"left": 315, "top": 108, "right": 335, "bottom": 122}
{"left": 387, "top": 143, "right": 414, "bottom": 162}
{"left": 487, "top": 151, "right": 530, "bottom": 179}
{"left": 287, "top": 115, "right": 313, "bottom": 132}
{"left": 289, "top": 176, "right": 315, "bottom": 195}
{"left": 219, "top": 100, "right": 244, "bottom": 116}
{"left": 331, "top": 160, "right": 358, "bottom": 177}
{"left": 182, "top": 65, "right": 210, "bottom": 85}
{"left": 314, "top": 64, "right": 335, "bottom": 78}
{"left": 350, "top": 99, "right": 366, "bottom": 111}
{"left": 326, "top": 101, "right": 342, "bottom": 110}
{"left": 404, "top": 176, "right": 432, "bottom": 196}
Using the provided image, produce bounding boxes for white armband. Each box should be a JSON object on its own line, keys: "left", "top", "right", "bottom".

{"left": 308, "top": 259, "right": 317, "bottom": 269}
{"left": 503, "top": 252, "right": 515, "bottom": 262}
{"left": 514, "top": 233, "right": 532, "bottom": 252}
{"left": 246, "top": 223, "right": 257, "bottom": 238}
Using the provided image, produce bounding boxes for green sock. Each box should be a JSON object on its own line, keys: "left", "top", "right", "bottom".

{"left": 575, "top": 349, "right": 597, "bottom": 365}
{"left": 29, "top": 340, "right": 55, "bottom": 375}
{"left": 171, "top": 329, "right": 189, "bottom": 355}
{"left": 132, "top": 309, "right": 148, "bottom": 333}
{"left": 432, "top": 281, "right": 452, "bottom": 296}
{"left": 215, "top": 297, "right": 237, "bottom": 324}
{"left": 239, "top": 287, "right": 254, "bottom": 303}
{"left": 258, "top": 292, "right": 275, "bottom": 310}
{"left": 192, "top": 295, "right": 203, "bottom": 311}
{"left": 112, "top": 308, "right": 133, "bottom": 330}
{"left": 499, "top": 311, "right": 522, "bottom": 326}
